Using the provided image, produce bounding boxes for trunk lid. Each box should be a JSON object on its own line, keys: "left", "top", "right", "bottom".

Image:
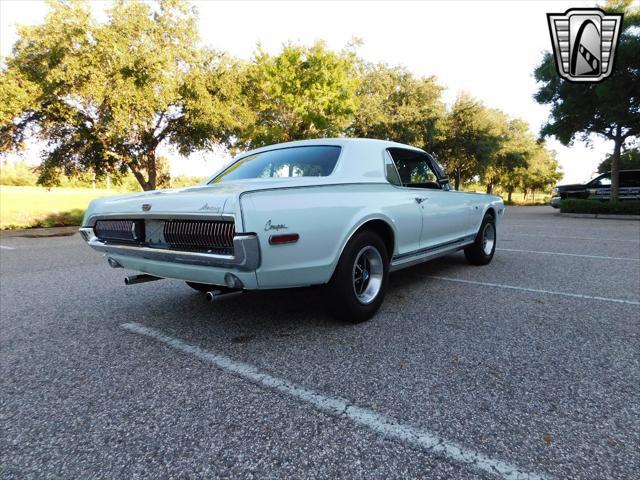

{"left": 87, "top": 177, "right": 336, "bottom": 220}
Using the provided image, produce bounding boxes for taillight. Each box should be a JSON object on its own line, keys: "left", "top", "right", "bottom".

{"left": 269, "top": 233, "right": 299, "bottom": 245}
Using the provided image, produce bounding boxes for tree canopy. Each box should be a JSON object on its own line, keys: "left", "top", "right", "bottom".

{"left": 533, "top": 0, "right": 640, "bottom": 200}
{"left": 598, "top": 147, "right": 640, "bottom": 173}
{"left": 480, "top": 117, "right": 539, "bottom": 195}
{"left": 433, "top": 93, "right": 503, "bottom": 190}
{"left": 1, "top": 0, "right": 563, "bottom": 198}
{"left": 348, "top": 63, "right": 444, "bottom": 149}
{"left": 0, "top": 0, "right": 251, "bottom": 190}
{"left": 240, "top": 41, "right": 359, "bottom": 148}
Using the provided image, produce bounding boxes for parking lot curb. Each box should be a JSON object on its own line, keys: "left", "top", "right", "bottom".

{"left": 558, "top": 213, "right": 640, "bottom": 220}
{"left": 0, "top": 226, "right": 79, "bottom": 238}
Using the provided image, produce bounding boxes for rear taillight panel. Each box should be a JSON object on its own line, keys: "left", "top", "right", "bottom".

{"left": 94, "top": 219, "right": 144, "bottom": 243}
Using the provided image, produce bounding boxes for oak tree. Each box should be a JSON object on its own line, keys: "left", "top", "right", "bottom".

{"left": 434, "top": 93, "right": 502, "bottom": 190}
{"left": 533, "top": 0, "right": 639, "bottom": 200}
{"left": 0, "top": 0, "right": 250, "bottom": 190}
{"left": 240, "top": 41, "right": 359, "bottom": 148}
{"left": 348, "top": 63, "right": 444, "bottom": 149}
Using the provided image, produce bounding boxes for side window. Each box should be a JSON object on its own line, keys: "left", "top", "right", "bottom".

{"left": 592, "top": 174, "right": 611, "bottom": 187}
{"left": 384, "top": 151, "right": 402, "bottom": 186}
{"left": 387, "top": 148, "right": 441, "bottom": 189}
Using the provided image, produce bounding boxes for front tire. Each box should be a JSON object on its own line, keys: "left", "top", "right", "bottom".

{"left": 328, "top": 230, "right": 389, "bottom": 323}
{"left": 464, "top": 213, "right": 496, "bottom": 265}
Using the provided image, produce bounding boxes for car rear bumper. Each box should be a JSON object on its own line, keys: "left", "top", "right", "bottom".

{"left": 79, "top": 227, "right": 261, "bottom": 288}
{"left": 105, "top": 252, "right": 260, "bottom": 289}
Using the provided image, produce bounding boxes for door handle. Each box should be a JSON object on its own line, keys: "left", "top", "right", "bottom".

{"left": 415, "top": 196, "right": 429, "bottom": 204}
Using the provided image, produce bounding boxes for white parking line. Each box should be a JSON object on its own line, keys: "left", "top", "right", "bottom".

{"left": 0, "top": 245, "right": 15, "bottom": 250}
{"left": 122, "top": 322, "right": 548, "bottom": 480}
{"left": 497, "top": 248, "right": 640, "bottom": 262}
{"left": 504, "top": 233, "right": 640, "bottom": 243}
{"left": 426, "top": 276, "right": 640, "bottom": 306}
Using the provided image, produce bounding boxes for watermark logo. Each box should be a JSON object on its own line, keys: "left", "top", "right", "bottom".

{"left": 547, "top": 8, "right": 622, "bottom": 82}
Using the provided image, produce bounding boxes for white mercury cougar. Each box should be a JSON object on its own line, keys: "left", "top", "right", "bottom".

{"left": 80, "top": 138, "right": 505, "bottom": 322}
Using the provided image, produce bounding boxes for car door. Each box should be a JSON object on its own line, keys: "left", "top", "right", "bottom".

{"left": 382, "top": 151, "right": 424, "bottom": 255}
{"left": 587, "top": 173, "right": 611, "bottom": 199}
{"left": 387, "top": 148, "right": 470, "bottom": 249}
{"left": 620, "top": 171, "right": 640, "bottom": 199}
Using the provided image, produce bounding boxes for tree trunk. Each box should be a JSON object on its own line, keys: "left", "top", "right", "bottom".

{"left": 130, "top": 153, "right": 157, "bottom": 191}
{"left": 486, "top": 183, "right": 493, "bottom": 195}
{"left": 610, "top": 133, "right": 623, "bottom": 202}
{"left": 507, "top": 189, "right": 513, "bottom": 203}
{"left": 146, "top": 155, "right": 157, "bottom": 191}
{"left": 454, "top": 168, "right": 461, "bottom": 191}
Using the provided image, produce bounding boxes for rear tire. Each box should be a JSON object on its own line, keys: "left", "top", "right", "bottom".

{"left": 327, "top": 230, "right": 389, "bottom": 323}
{"left": 464, "top": 213, "right": 496, "bottom": 266}
{"left": 186, "top": 281, "right": 214, "bottom": 292}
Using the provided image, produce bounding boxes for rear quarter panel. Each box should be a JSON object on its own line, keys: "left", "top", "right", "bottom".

{"left": 240, "top": 184, "right": 419, "bottom": 288}
{"left": 453, "top": 192, "right": 505, "bottom": 232}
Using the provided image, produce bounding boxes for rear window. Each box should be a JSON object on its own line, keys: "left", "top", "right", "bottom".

{"left": 210, "top": 146, "right": 341, "bottom": 183}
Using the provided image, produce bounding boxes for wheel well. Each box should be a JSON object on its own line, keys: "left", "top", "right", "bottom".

{"left": 357, "top": 220, "right": 395, "bottom": 257}
{"left": 485, "top": 207, "right": 496, "bottom": 218}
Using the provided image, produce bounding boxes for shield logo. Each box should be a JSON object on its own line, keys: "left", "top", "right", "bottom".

{"left": 547, "top": 8, "right": 623, "bottom": 82}
{"left": 142, "top": 204, "right": 151, "bottom": 212}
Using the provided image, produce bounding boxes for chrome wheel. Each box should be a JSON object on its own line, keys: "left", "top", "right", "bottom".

{"left": 352, "top": 246, "right": 384, "bottom": 305}
{"left": 482, "top": 223, "right": 495, "bottom": 255}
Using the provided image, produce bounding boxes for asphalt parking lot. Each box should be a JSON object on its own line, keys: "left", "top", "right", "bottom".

{"left": 1, "top": 206, "right": 639, "bottom": 480}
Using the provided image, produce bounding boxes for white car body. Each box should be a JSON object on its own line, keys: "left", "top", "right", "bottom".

{"left": 80, "top": 138, "right": 504, "bottom": 291}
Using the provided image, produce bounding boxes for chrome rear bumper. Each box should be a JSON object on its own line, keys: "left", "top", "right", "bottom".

{"left": 79, "top": 227, "right": 260, "bottom": 271}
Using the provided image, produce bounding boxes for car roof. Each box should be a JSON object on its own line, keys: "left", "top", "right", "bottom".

{"left": 235, "top": 138, "right": 426, "bottom": 158}
{"left": 211, "top": 138, "right": 432, "bottom": 184}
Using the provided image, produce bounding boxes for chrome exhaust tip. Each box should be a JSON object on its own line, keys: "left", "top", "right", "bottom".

{"left": 205, "top": 289, "right": 243, "bottom": 303}
{"left": 124, "top": 274, "right": 162, "bottom": 285}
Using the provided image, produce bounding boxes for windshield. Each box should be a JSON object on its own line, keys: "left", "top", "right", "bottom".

{"left": 210, "top": 146, "right": 341, "bottom": 183}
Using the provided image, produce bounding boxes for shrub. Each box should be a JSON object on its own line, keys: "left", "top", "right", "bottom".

{"left": 560, "top": 199, "right": 640, "bottom": 215}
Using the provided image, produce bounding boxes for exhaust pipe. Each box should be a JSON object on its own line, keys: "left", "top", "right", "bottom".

{"left": 125, "top": 274, "right": 162, "bottom": 285}
{"left": 205, "top": 289, "right": 243, "bottom": 303}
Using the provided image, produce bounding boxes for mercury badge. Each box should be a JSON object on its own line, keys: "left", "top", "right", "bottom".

{"left": 547, "top": 8, "right": 622, "bottom": 82}
{"left": 198, "top": 203, "right": 220, "bottom": 212}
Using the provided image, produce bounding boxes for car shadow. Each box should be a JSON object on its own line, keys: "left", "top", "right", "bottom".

{"left": 388, "top": 252, "right": 469, "bottom": 288}
{"left": 123, "top": 252, "right": 470, "bottom": 342}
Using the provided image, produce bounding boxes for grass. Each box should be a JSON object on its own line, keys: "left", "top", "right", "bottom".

{"left": 0, "top": 186, "right": 128, "bottom": 229}
{"left": 500, "top": 192, "right": 551, "bottom": 206}
{"left": 464, "top": 190, "right": 551, "bottom": 206}
{"left": 1, "top": 185, "right": 552, "bottom": 230}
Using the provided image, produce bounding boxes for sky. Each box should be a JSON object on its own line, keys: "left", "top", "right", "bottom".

{"left": 0, "top": 0, "right": 620, "bottom": 183}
